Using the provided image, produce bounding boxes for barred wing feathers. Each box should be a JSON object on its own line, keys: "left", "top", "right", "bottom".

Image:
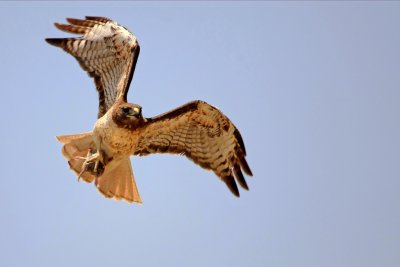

{"left": 134, "top": 101, "right": 253, "bottom": 197}
{"left": 46, "top": 16, "right": 140, "bottom": 118}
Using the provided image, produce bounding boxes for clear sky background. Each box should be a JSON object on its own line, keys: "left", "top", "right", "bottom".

{"left": 0, "top": 2, "right": 399, "bottom": 267}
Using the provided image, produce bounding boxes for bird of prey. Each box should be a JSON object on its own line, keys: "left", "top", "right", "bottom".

{"left": 46, "top": 16, "right": 252, "bottom": 204}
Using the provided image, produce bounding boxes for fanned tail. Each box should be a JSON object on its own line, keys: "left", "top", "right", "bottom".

{"left": 96, "top": 158, "right": 142, "bottom": 204}
{"left": 56, "top": 132, "right": 96, "bottom": 183}
{"left": 56, "top": 132, "right": 142, "bottom": 204}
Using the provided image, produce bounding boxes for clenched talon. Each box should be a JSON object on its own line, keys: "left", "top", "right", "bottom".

{"left": 77, "top": 150, "right": 106, "bottom": 180}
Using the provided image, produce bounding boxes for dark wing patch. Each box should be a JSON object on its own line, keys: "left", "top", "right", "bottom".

{"left": 46, "top": 16, "right": 140, "bottom": 118}
{"left": 134, "top": 100, "right": 253, "bottom": 197}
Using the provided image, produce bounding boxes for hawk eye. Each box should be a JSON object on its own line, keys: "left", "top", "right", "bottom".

{"left": 122, "top": 107, "right": 131, "bottom": 114}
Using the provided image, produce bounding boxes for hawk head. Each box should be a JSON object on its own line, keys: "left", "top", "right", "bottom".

{"left": 112, "top": 103, "right": 145, "bottom": 129}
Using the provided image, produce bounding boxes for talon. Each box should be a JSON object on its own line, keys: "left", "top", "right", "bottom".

{"left": 76, "top": 149, "right": 105, "bottom": 180}
{"left": 77, "top": 149, "right": 92, "bottom": 182}
{"left": 94, "top": 158, "right": 100, "bottom": 173}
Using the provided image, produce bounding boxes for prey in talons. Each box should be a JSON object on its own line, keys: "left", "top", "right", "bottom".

{"left": 77, "top": 149, "right": 106, "bottom": 181}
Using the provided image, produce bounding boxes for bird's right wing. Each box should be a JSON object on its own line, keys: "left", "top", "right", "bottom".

{"left": 46, "top": 16, "right": 140, "bottom": 118}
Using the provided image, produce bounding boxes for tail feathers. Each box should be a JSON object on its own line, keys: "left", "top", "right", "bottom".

{"left": 56, "top": 132, "right": 142, "bottom": 204}
{"left": 56, "top": 132, "right": 96, "bottom": 183}
{"left": 96, "top": 158, "right": 142, "bottom": 204}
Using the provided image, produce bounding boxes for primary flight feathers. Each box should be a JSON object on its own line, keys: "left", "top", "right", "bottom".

{"left": 46, "top": 16, "right": 140, "bottom": 118}
{"left": 47, "top": 16, "right": 252, "bottom": 203}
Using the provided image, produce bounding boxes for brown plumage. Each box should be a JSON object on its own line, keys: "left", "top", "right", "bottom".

{"left": 133, "top": 101, "right": 252, "bottom": 197}
{"left": 47, "top": 16, "right": 253, "bottom": 204}
{"left": 46, "top": 16, "right": 139, "bottom": 118}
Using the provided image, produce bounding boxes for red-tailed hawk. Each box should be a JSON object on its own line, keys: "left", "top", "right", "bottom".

{"left": 46, "top": 16, "right": 253, "bottom": 204}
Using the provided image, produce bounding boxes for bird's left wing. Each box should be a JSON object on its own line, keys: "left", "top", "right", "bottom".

{"left": 134, "top": 101, "right": 253, "bottom": 197}
{"left": 46, "top": 16, "right": 140, "bottom": 118}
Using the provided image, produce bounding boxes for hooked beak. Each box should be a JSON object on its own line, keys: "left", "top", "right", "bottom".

{"left": 127, "top": 107, "right": 141, "bottom": 117}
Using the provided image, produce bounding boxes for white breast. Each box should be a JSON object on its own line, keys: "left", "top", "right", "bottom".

{"left": 93, "top": 111, "right": 139, "bottom": 158}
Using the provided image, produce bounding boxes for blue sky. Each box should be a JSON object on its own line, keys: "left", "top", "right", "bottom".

{"left": 0, "top": 2, "right": 399, "bottom": 267}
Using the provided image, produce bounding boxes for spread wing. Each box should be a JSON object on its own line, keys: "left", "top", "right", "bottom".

{"left": 46, "top": 16, "right": 140, "bottom": 118}
{"left": 134, "top": 101, "right": 253, "bottom": 197}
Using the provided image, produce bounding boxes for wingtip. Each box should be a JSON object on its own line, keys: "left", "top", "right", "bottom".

{"left": 66, "top": 17, "right": 97, "bottom": 28}
{"left": 44, "top": 38, "right": 53, "bottom": 44}
{"left": 240, "top": 157, "right": 253, "bottom": 177}
{"left": 45, "top": 38, "right": 64, "bottom": 47}
{"left": 66, "top": 17, "right": 78, "bottom": 24}
{"left": 53, "top": 22, "right": 65, "bottom": 32}
{"left": 233, "top": 165, "right": 249, "bottom": 191}
{"left": 234, "top": 128, "right": 247, "bottom": 156}
{"left": 85, "top": 16, "right": 112, "bottom": 23}
{"left": 223, "top": 175, "right": 240, "bottom": 197}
